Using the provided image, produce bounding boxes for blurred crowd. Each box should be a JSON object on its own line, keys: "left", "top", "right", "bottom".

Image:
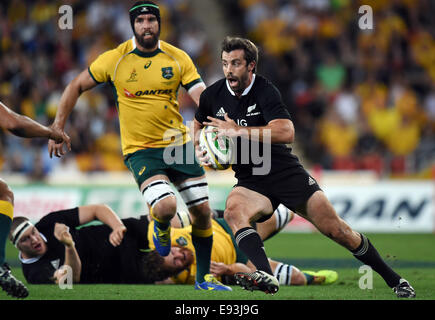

{"left": 224, "top": 0, "right": 435, "bottom": 178}
{"left": 0, "top": 0, "right": 434, "bottom": 181}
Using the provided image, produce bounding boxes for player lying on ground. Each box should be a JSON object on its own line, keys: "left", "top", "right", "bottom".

{"left": 153, "top": 205, "right": 337, "bottom": 287}
{"left": 9, "top": 204, "right": 336, "bottom": 286}
{"left": 0, "top": 101, "right": 70, "bottom": 298}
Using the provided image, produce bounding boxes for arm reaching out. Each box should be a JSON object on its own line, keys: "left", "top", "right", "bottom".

{"left": 0, "top": 101, "right": 71, "bottom": 147}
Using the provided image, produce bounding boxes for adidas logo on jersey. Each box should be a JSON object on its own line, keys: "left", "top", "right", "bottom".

{"left": 308, "top": 176, "right": 316, "bottom": 186}
{"left": 216, "top": 107, "right": 226, "bottom": 117}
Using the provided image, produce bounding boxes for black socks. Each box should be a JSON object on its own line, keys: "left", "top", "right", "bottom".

{"left": 235, "top": 227, "right": 273, "bottom": 275}
{"left": 351, "top": 233, "right": 401, "bottom": 288}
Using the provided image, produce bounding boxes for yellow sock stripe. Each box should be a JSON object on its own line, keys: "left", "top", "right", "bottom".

{"left": 191, "top": 225, "right": 213, "bottom": 238}
{"left": 0, "top": 200, "right": 13, "bottom": 220}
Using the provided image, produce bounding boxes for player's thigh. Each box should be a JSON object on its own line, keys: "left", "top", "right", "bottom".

{"left": 225, "top": 187, "right": 274, "bottom": 230}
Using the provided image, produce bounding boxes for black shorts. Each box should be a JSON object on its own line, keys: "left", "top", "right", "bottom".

{"left": 235, "top": 167, "right": 321, "bottom": 222}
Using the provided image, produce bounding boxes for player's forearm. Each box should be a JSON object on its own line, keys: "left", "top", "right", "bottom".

{"left": 8, "top": 114, "right": 53, "bottom": 139}
{"left": 236, "top": 121, "right": 294, "bottom": 144}
{"left": 64, "top": 244, "right": 82, "bottom": 283}
{"left": 1, "top": 101, "right": 52, "bottom": 138}
{"left": 224, "top": 263, "right": 253, "bottom": 275}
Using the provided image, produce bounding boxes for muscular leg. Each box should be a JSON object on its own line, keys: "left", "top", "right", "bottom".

{"left": 141, "top": 175, "right": 177, "bottom": 256}
{"left": 141, "top": 175, "right": 177, "bottom": 223}
{"left": 0, "top": 179, "right": 14, "bottom": 266}
{"left": 175, "top": 176, "right": 214, "bottom": 284}
{"left": 225, "top": 187, "right": 275, "bottom": 275}
{"left": 0, "top": 178, "right": 28, "bottom": 298}
{"left": 296, "top": 190, "right": 402, "bottom": 288}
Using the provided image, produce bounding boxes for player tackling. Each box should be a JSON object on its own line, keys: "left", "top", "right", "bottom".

{"left": 194, "top": 36, "right": 415, "bottom": 298}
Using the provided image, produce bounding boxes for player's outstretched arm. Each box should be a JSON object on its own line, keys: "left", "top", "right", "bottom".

{"left": 48, "top": 69, "right": 98, "bottom": 158}
{"left": 0, "top": 101, "right": 71, "bottom": 147}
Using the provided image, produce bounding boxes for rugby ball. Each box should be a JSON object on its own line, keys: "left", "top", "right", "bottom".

{"left": 199, "top": 126, "right": 234, "bottom": 170}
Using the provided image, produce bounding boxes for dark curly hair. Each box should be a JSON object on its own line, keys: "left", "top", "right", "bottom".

{"left": 138, "top": 250, "right": 188, "bottom": 283}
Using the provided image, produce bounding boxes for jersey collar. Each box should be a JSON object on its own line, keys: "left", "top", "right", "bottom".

{"left": 226, "top": 73, "right": 256, "bottom": 97}
{"left": 18, "top": 233, "right": 47, "bottom": 264}
{"left": 131, "top": 36, "right": 162, "bottom": 58}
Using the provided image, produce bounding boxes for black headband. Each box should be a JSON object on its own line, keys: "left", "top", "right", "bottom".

{"left": 12, "top": 221, "right": 33, "bottom": 246}
{"left": 129, "top": 2, "right": 161, "bottom": 30}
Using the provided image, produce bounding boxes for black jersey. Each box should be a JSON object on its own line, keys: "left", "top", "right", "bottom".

{"left": 22, "top": 208, "right": 151, "bottom": 284}
{"left": 195, "top": 74, "right": 303, "bottom": 180}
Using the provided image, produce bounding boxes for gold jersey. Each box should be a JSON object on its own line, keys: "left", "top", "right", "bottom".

{"left": 147, "top": 219, "right": 237, "bottom": 284}
{"left": 89, "top": 37, "right": 203, "bottom": 155}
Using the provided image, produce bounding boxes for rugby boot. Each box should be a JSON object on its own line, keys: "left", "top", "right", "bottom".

{"left": 234, "top": 270, "right": 279, "bottom": 295}
{"left": 195, "top": 274, "right": 232, "bottom": 291}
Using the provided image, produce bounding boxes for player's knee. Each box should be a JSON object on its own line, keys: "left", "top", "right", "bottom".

{"left": 152, "top": 196, "right": 177, "bottom": 221}
{"left": 0, "top": 178, "right": 14, "bottom": 204}
{"left": 188, "top": 202, "right": 211, "bottom": 224}
{"left": 291, "top": 270, "right": 307, "bottom": 286}
{"left": 224, "top": 203, "right": 248, "bottom": 230}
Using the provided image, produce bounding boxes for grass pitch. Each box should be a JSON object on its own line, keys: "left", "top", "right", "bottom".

{"left": 2, "top": 233, "right": 435, "bottom": 301}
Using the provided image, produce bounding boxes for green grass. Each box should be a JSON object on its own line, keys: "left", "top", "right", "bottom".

{"left": 2, "top": 233, "right": 435, "bottom": 300}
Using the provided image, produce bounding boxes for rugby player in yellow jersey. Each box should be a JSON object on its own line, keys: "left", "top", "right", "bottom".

{"left": 47, "top": 1, "right": 230, "bottom": 291}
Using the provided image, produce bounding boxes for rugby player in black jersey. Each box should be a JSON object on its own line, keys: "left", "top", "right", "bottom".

{"left": 193, "top": 36, "right": 415, "bottom": 298}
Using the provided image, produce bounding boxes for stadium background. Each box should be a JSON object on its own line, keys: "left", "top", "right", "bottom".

{"left": 0, "top": 0, "right": 434, "bottom": 300}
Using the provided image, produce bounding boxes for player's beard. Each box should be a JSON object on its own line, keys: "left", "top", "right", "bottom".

{"left": 134, "top": 29, "right": 160, "bottom": 50}
{"left": 227, "top": 71, "right": 250, "bottom": 95}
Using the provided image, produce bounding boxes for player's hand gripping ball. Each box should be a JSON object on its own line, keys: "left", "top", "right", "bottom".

{"left": 199, "top": 126, "right": 234, "bottom": 170}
